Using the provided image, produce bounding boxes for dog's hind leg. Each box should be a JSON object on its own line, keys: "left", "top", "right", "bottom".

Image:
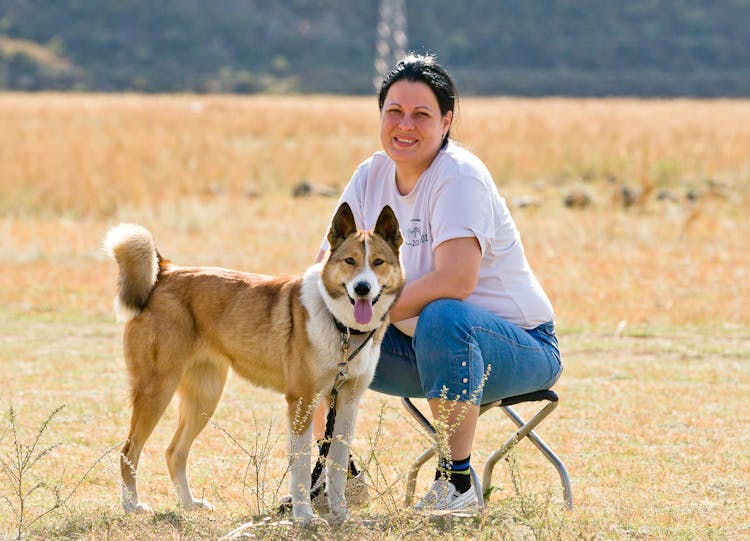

{"left": 166, "top": 360, "right": 228, "bottom": 511}
{"left": 121, "top": 373, "right": 181, "bottom": 513}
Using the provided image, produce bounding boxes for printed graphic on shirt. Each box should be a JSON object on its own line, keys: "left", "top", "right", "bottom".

{"left": 405, "top": 218, "right": 429, "bottom": 247}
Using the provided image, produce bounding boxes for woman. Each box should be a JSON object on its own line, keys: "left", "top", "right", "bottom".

{"left": 315, "top": 53, "right": 562, "bottom": 512}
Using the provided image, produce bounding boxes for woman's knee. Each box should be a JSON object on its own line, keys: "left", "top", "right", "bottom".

{"left": 413, "top": 299, "right": 483, "bottom": 403}
{"left": 414, "top": 299, "right": 471, "bottom": 342}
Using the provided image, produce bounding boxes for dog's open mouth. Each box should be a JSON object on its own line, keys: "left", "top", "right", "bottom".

{"left": 348, "top": 293, "right": 380, "bottom": 325}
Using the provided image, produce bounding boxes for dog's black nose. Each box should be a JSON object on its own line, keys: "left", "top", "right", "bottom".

{"left": 354, "top": 281, "right": 371, "bottom": 296}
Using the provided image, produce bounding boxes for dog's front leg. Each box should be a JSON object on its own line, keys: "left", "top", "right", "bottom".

{"left": 288, "top": 416, "right": 316, "bottom": 523}
{"left": 326, "top": 383, "right": 363, "bottom": 522}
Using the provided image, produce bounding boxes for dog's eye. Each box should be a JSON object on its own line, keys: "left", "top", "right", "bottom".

{"left": 345, "top": 257, "right": 356, "bottom": 265}
{"left": 372, "top": 258, "right": 384, "bottom": 266}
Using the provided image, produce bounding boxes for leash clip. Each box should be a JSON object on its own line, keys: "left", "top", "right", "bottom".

{"left": 340, "top": 330, "right": 351, "bottom": 356}
{"left": 335, "top": 330, "right": 351, "bottom": 391}
{"left": 334, "top": 364, "right": 348, "bottom": 392}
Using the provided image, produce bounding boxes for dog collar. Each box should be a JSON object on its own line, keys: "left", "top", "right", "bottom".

{"left": 332, "top": 316, "right": 369, "bottom": 336}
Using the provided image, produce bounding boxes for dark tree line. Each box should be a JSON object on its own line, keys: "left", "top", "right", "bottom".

{"left": 1, "top": 0, "right": 748, "bottom": 96}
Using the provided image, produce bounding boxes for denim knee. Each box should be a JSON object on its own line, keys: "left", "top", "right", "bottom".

{"left": 414, "top": 299, "right": 473, "bottom": 357}
{"left": 413, "top": 299, "right": 482, "bottom": 403}
{"left": 414, "top": 299, "right": 469, "bottom": 341}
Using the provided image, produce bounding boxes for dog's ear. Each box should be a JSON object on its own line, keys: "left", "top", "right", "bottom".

{"left": 327, "top": 202, "right": 358, "bottom": 250}
{"left": 374, "top": 205, "right": 402, "bottom": 252}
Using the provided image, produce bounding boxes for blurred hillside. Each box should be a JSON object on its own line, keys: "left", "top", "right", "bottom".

{"left": 1, "top": 0, "right": 749, "bottom": 96}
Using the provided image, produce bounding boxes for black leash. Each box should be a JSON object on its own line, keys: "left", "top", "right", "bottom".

{"left": 308, "top": 325, "right": 377, "bottom": 500}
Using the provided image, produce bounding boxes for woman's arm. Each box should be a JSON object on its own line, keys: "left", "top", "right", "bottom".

{"left": 389, "top": 236, "right": 481, "bottom": 323}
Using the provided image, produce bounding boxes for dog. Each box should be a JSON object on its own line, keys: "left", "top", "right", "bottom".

{"left": 104, "top": 203, "right": 404, "bottom": 523}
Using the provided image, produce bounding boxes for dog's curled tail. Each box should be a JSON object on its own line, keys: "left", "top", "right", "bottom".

{"left": 104, "top": 224, "right": 160, "bottom": 322}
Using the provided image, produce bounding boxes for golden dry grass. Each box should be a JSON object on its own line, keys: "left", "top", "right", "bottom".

{"left": 0, "top": 94, "right": 749, "bottom": 540}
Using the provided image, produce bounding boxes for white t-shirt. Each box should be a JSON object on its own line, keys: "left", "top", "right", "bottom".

{"left": 322, "top": 141, "right": 554, "bottom": 335}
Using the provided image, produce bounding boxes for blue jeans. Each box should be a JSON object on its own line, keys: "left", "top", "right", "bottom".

{"left": 370, "top": 299, "right": 562, "bottom": 405}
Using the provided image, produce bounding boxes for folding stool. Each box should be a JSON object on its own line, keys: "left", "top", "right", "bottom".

{"left": 401, "top": 389, "right": 573, "bottom": 510}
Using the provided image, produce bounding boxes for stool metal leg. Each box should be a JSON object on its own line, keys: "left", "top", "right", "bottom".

{"left": 402, "top": 396, "right": 572, "bottom": 511}
{"left": 469, "top": 466, "right": 485, "bottom": 512}
{"left": 482, "top": 401, "right": 557, "bottom": 493}
{"left": 482, "top": 401, "right": 573, "bottom": 509}
{"left": 401, "top": 397, "right": 436, "bottom": 434}
{"left": 501, "top": 405, "right": 573, "bottom": 509}
{"left": 402, "top": 398, "right": 436, "bottom": 505}
{"left": 404, "top": 445, "right": 436, "bottom": 505}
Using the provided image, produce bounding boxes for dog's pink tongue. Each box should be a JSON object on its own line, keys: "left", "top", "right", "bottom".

{"left": 353, "top": 299, "right": 373, "bottom": 325}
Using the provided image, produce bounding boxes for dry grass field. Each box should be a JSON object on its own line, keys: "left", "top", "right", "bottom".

{"left": 0, "top": 94, "right": 749, "bottom": 540}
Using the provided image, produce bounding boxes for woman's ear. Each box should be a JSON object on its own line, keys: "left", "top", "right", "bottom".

{"left": 442, "top": 110, "right": 453, "bottom": 137}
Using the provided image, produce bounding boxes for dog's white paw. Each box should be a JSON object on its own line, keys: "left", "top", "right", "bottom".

{"left": 292, "top": 505, "right": 326, "bottom": 527}
{"left": 299, "top": 515, "right": 329, "bottom": 529}
{"left": 327, "top": 507, "right": 351, "bottom": 526}
{"left": 123, "top": 501, "right": 154, "bottom": 514}
{"left": 184, "top": 498, "right": 214, "bottom": 511}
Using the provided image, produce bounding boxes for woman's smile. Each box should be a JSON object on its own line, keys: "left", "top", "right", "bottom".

{"left": 393, "top": 135, "right": 418, "bottom": 147}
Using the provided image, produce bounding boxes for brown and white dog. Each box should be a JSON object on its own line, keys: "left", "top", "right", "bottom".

{"left": 104, "top": 203, "right": 404, "bottom": 523}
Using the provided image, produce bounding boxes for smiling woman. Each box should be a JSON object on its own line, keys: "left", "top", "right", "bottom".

{"left": 311, "top": 53, "right": 562, "bottom": 514}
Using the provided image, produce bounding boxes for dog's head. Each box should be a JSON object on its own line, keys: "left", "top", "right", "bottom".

{"left": 320, "top": 203, "right": 404, "bottom": 331}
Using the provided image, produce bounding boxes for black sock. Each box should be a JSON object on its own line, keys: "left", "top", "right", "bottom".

{"left": 435, "top": 455, "right": 472, "bottom": 494}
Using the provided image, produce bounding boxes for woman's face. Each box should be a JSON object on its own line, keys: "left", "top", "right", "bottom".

{"left": 379, "top": 80, "right": 452, "bottom": 181}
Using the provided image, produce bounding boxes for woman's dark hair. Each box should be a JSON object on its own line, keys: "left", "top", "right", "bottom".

{"left": 377, "top": 53, "right": 458, "bottom": 148}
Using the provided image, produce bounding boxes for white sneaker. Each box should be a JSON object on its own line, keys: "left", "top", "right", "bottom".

{"left": 415, "top": 478, "right": 478, "bottom": 512}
